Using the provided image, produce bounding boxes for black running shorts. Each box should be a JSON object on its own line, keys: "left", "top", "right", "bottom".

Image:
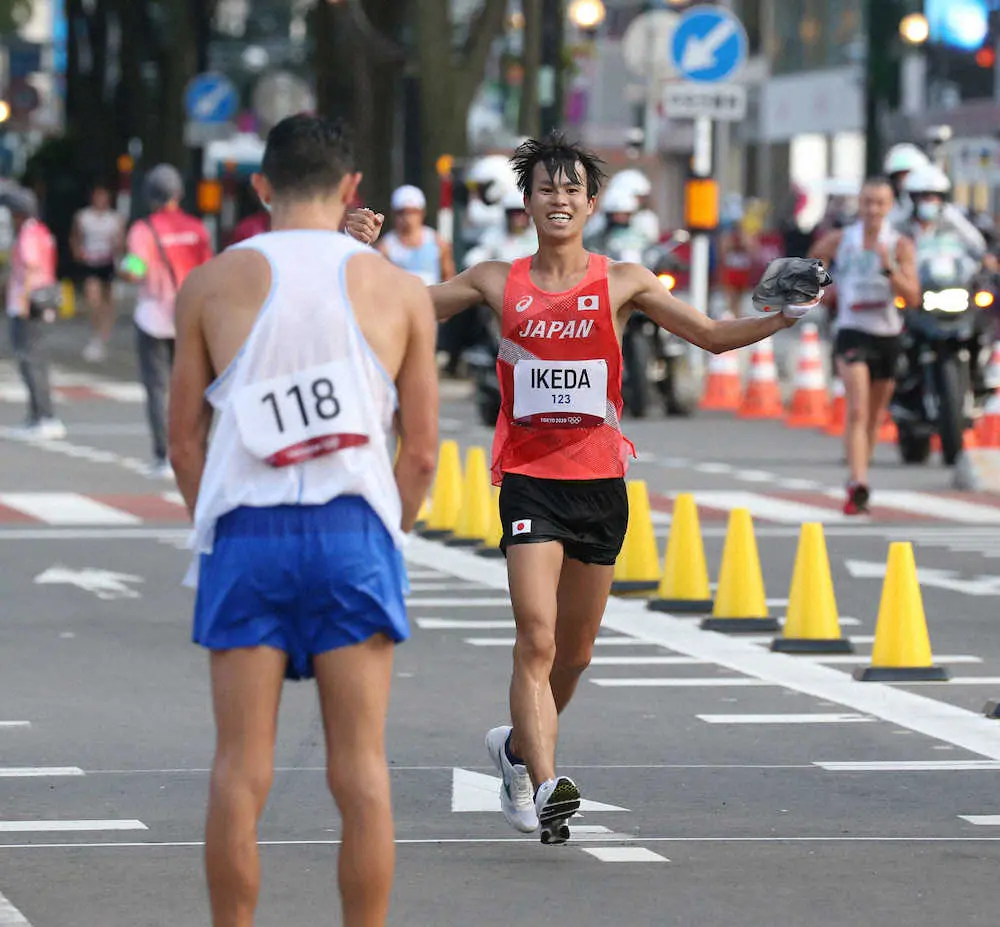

{"left": 498, "top": 473, "right": 628, "bottom": 566}
{"left": 834, "top": 328, "right": 902, "bottom": 382}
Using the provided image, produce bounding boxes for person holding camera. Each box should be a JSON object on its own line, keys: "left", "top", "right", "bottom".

{"left": 3, "top": 185, "right": 65, "bottom": 441}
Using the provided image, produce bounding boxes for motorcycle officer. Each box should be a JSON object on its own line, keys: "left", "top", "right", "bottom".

{"left": 463, "top": 186, "right": 538, "bottom": 267}
{"left": 884, "top": 143, "right": 931, "bottom": 229}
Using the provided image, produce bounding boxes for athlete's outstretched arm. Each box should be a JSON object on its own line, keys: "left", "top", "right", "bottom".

{"left": 428, "top": 262, "right": 507, "bottom": 322}
{"left": 394, "top": 276, "right": 440, "bottom": 533}
{"left": 621, "top": 264, "right": 797, "bottom": 355}
{"left": 168, "top": 267, "right": 216, "bottom": 517}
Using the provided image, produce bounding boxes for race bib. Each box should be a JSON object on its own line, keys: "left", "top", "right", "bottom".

{"left": 850, "top": 277, "right": 892, "bottom": 312}
{"left": 232, "top": 360, "right": 370, "bottom": 467}
{"left": 512, "top": 359, "right": 608, "bottom": 427}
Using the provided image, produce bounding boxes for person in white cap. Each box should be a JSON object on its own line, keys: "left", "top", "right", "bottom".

{"left": 462, "top": 186, "right": 538, "bottom": 266}
{"left": 884, "top": 143, "right": 930, "bottom": 229}
{"left": 377, "top": 185, "right": 454, "bottom": 286}
{"left": 607, "top": 168, "right": 660, "bottom": 244}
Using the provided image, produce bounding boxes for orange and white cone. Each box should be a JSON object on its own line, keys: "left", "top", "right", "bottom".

{"left": 976, "top": 391, "right": 1000, "bottom": 448}
{"left": 737, "top": 337, "right": 784, "bottom": 420}
{"left": 825, "top": 377, "right": 846, "bottom": 437}
{"left": 700, "top": 347, "right": 743, "bottom": 411}
{"left": 785, "top": 323, "right": 830, "bottom": 428}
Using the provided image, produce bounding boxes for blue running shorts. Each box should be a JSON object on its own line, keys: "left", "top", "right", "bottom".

{"left": 192, "top": 495, "right": 409, "bottom": 681}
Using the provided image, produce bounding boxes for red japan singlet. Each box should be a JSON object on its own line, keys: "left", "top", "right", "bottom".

{"left": 490, "top": 253, "right": 635, "bottom": 485}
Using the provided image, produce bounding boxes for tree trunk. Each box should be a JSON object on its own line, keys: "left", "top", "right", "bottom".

{"left": 518, "top": 0, "right": 542, "bottom": 138}
{"left": 414, "top": 0, "right": 507, "bottom": 220}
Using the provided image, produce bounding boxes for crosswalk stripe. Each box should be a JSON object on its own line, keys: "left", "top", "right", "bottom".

{"left": 0, "top": 820, "right": 147, "bottom": 832}
{"left": 0, "top": 891, "right": 31, "bottom": 925}
{"left": 858, "top": 491, "right": 1000, "bottom": 524}
{"left": 698, "top": 713, "right": 875, "bottom": 724}
{"left": 418, "top": 619, "right": 514, "bottom": 630}
{"left": 667, "top": 491, "right": 850, "bottom": 524}
{"left": 0, "top": 493, "right": 141, "bottom": 526}
{"left": 592, "top": 677, "right": 776, "bottom": 688}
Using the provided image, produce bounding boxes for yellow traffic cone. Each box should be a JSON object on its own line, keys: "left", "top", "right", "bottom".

{"left": 701, "top": 508, "right": 777, "bottom": 632}
{"left": 447, "top": 446, "right": 492, "bottom": 547}
{"left": 771, "top": 523, "right": 853, "bottom": 653}
{"left": 611, "top": 480, "right": 661, "bottom": 596}
{"left": 648, "top": 493, "right": 713, "bottom": 613}
{"left": 476, "top": 486, "right": 505, "bottom": 559}
{"left": 420, "top": 440, "right": 463, "bottom": 539}
{"left": 414, "top": 496, "right": 431, "bottom": 530}
{"left": 854, "top": 542, "right": 950, "bottom": 681}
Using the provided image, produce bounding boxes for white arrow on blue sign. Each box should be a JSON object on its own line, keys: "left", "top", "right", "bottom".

{"left": 184, "top": 72, "right": 240, "bottom": 125}
{"left": 670, "top": 4, "right": 749, "bottom": 84}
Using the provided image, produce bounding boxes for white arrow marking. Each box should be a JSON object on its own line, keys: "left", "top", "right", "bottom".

{"left": 34, "top": 566, "right": 144, "bottom": 600}
{"left": 844, "top": 559, "right": 1000, "bottom": 597}
{"left": 450, "top": 767, "right": 628, "bottom": 813}
{"left": 193, "top": 83, "right": 231, "bottom": 120}
{"left": 681, "top": 18, "right": 739, "bottom": 73}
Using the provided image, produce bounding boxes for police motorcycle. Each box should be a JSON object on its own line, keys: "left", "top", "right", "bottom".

{"left": 890, "top": 238, "right": 996, "bottom": 466}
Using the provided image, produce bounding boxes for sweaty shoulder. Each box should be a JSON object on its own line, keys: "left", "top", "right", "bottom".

{"left": 472, "top": 260, "right": 515, "bottom": 309}
{"left": 345, "top": 250, "right": 429, "bottom": 380}
{"left": 607, "top": 259, "right": 653, "bottom": 307}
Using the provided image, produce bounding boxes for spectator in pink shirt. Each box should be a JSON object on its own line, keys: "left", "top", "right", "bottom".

{"left": 3, "top": 185, "right": 65, "bottom": 440}
{"left": 120, "top": 164, "right": 214, "bottom": 477}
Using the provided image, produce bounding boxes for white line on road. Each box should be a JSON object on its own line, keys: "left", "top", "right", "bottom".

{"left": 697, "top": 713, "right": 875, "bottom": 725}
{"left": 810, "top": 655, "right": 982, "bottom": 666}
{"left": 849, "top": 490, "right": 1000, "bottom": 524}
{"left": 570, "top": 825, "right": 613, "bottom": 835}
{"left": 897, "top": 677, "right": 1000, "bottom": 686}
{"left": 0, "top": 891, "right": 30, "bottom": 925}
{"left": 743, "top": 634, "right": 876, "bottom": 645}
{"left": 405, "top": 537, "right": 1000, "bottom": 761}
{"left": 417, "top": 619, "right": 514, "bottom": 630}
{"left": 0, "top": 493, "right": 141, "bottom": 526}
{"left": 463, "top": 637, "right": 655, "bottom": 647}
{"left": 816, "top": 761, "right": 1000, "bottom": 772}
{"left": 406, "top": 582, "right": 474, "bottom": 592}
{"left": 694, "top": 462, "right": 732, "bottom": 474}
{"left": 0, "top": 529, "right": 188, "bottom": 541}
{"left": 670, "top": 491, "right": 851, "bottom": 524}
{"left": 592, "top": 678, "right": 776, "bottom": 688}
{"left": 0, "top": 820, "right": 147, "bottom": 833}
{"left": 0, "top": 723, "right": 29, "bottom": 730}
{"left": 959, "top": 815, "right": 1000, "bottom": 825}
{"left": 0, "top": 768, "right": 84, "bottom": 778}
{"left": 406, "top": 597, "right": 510, "bottom": 608}
{"left": 582, "top": 847, "right": 669, "bottom": 863}
{"left": 589, "top": 656, "right": 706, "bottom": 666}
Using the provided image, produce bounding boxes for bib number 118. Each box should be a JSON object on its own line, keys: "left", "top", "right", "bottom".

{"left": 262, "top": 378, "right": 341, "bottom": 434}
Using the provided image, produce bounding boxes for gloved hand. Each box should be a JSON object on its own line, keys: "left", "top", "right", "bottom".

{"left": 752, "top": 258, "right": 833, "bottom": 319}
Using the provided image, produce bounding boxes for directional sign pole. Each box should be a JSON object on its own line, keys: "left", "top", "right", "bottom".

{"left": 690, "top": 115, "right": 713, "bottom": 325}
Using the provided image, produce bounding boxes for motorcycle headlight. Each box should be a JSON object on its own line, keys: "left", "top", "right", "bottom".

{"left": 658, "top": 273, "right": 677, "bottom": 291}
{"left": 975, "top": 290, "right": 995, "bottom": 309}
{"left": 922, "top": 289, "right": 969, "bottom": 313}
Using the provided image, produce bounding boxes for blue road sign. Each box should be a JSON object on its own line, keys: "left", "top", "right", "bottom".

{"left": 184, "top": 72, "right": 239, "bottom": 125}
{"left": 670, "top": 5, "right": 749, "bottom": 84}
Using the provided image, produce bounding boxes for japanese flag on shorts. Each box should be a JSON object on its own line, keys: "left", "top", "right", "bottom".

{"left": 512, "top": 519, "right": 532, "bottom": 536}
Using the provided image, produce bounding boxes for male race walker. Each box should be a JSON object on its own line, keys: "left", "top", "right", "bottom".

{"left": 168, "top": 114, "right": 439, "bottom": 927}
{"left": 428, "top": 134, "right": 823, "bottom": 845}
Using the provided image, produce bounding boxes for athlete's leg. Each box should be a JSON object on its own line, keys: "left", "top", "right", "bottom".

{"left": 314, "top": 634, "right": 396, "bottom": 927}
{"left": 506, "top": 541, "right": 564, "bottom": 788}
{"left": 867, "top": 377, "right": 896, "bottom": 463}
{"left": 838, "top": 356, "right": 872, "bottom": 487}
{"left": 204, "top": 646, "right": 286, "bottom": 927}
{"left": 550, "top": 555, "right": 614, "bottom": 714}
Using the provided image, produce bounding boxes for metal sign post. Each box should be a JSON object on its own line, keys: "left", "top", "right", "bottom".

{"left": 668, "top": 4, "right": 749, "bottom": 320}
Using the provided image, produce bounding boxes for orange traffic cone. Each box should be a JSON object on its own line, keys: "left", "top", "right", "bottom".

{"left": 976, "top": 392, "right": 1000, "bottom": 448}
{"left": 825, "top": 377, "right": 846, "bottom": 437}
{"left": 737, "top": 337, "right": 784, "bottom": 420}
{"left": 700, "top": 347, "right": 743, "bottom": 411}
{"left": 785, "top": 323, "right": 830, "bottom": 428}
{"left": 877, "top": 410, "right": 898, "bottom": 444}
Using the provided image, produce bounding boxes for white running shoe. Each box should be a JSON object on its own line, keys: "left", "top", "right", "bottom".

{"left": 534, "top": 776, "right": 581, "bottom": 846}
{"left": 82, "top": 338, "right": 106, "bottom": 363}
{"left": 34, "top": 418, "right": 67, "bottom": 441}
{"left": 485, "top": 725, "right": 538, "bottom": 833}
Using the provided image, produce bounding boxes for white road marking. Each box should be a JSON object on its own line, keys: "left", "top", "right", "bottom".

{"left": 592, "top": 678, "right": 777, "bottom": 688}
{"left": 694, "top": 462, "right": 732, "bottom": 474}
{"left": 417, "top": 619, "right": 514, "bottom": 630}
{"left": 0, "top": 891, "right": 31, "bottom": 925}
{"left": 406, "top": 597, "right": 510, "bottom": 608}
{"left": 582, "top": 847, "right": 669, "bottom": 863}
{"left": 570, "top": 825, "right": 613, "bottom": 835}
{"left": 766, "top": 598, "right": 789, "bottom": 606}
{"left": 64, "top": 423, "right": 147, "bottom": 436}
{"left": 853, "top": 490, "right": 1000, "bottom": 524}
{"left": 893, "top": 677, "right": 1000, "bottom": 686}
{"left": 0, "top": 768, "right": 84, "bottom": 778}
{"left": 783, "top": 477, "right": 823, "bottom": 490}
{"left": 405, "top": 538, "right": 1000, "bottom": 761}
{"left": 959, "top": 815, "right": 1000, "bottom": 825}
{"left": 0, "top": 723, "right": 29, "bottom": 730}
{"left": 463, "top": 637, "right": 654, "bottom": 647}
{"left": 0, "top": 493, "right": 141, "bottom": 526}
{"left": 0, "top": 820, "right": 147, "bottom": 832}
{"left": 815, "top": 761, "right": 1000, "bottom": 772}
{"left": 734, "top": 470, "right": 775, "bottom": 483}
{"left": 406, "top": 582, "right": 474, "bottom": 592}
{"left": 34, "top": 567, "right": 144, "bottom": 600}
{"left": 405, "top": 570, "right": 448, "bottom": 580}
{"left": 743, "top": 634, "right": 876, "bottom": 645}
{"left": 0, "top": 529, "right": 188, "bottom": 541}
{"left": 589, "top": 656, "right": 706, "bottom": 666}
{"left": 697, "top": 713, "right": 875, "bottom": 725}
{"left": 88, "top": 383, "right": 145, "bottom": 402}
{"left": 672, "top": 491, "right": 849, "bottom": 524}
{"left": 451, "top": 768, "right": 627, "bottom": 813}
{"left": 810, "top": 655, "right": 982, "bottom": 666}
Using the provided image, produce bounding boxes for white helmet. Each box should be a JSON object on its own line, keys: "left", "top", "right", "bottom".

{"left": 500, "top": 186, "right": 526, "bottom": 212}
{"left": 883, "top": 143, "right": 930, "bottom": 176}
{"left": 607, "top": 168, "right": 651, "bottom": 198}
{"left": 467, "top": 155, "right": 517, "bottom": 204}
{"left": 902, "top": 163, "right": 951, "bottom": 195}
{"left": 601, "top": 187, "right": 639, "bottom": 215}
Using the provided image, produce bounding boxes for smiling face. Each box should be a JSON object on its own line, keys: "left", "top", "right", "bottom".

{"left": 526, "top": 161, "right": 595, "bottom": 243}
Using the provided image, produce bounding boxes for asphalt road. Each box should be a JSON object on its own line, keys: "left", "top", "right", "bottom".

{"left": 2, "top": 352, "right": 1000, "bottom": 927}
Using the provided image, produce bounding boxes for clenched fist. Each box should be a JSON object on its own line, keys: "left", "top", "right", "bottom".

{"left": 345, "top": 208, "right": 385, "bottom": 246}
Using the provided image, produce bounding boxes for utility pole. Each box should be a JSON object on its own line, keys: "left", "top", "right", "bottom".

{"left": 539, "top": 0, "right": 563, "bottom": 136}
{"left": 864, "top": 0, "right": 903, "bottom": 176}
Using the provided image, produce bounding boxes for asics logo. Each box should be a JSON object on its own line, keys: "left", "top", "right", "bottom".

{"left": 515, "top": 295, "right": 534, "bottom": 313}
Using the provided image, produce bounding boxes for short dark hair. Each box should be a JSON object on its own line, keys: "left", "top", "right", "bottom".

{"left": 862, "top": 175, "right": 893, "bottom": 191}
{"left": 510, "top": 132, "right": 608, "bottom": 199}
{"left": 261, "top": 113, "right": 355, "bottom": 198}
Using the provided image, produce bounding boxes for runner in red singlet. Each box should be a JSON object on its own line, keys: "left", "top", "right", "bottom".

{"left": 427, "top": 134, "right": 820, "bottom": 845}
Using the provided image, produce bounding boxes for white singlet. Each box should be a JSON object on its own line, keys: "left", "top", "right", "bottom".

{"left": 184, "top": 230, "right": 403, "bottom": 587}
{"left": 834, "top": 219, "right": 903, "bottom": 337}
{"left": 381, "top": 227, "right": 442, "bottom": 285}
{"left": 76, "top": 207, "right": 122, "bottom": 266}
